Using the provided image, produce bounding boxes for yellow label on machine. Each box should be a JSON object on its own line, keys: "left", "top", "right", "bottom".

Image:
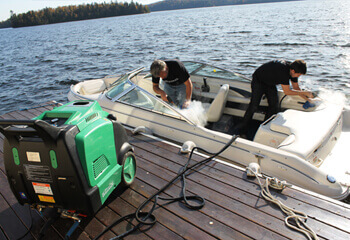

{"left": 38, "top": 195, "right": 55, "bottom": 203}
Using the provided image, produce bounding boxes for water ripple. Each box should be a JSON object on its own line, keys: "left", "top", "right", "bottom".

{"left": 0, "top": 0, "right": 349, "bottom": 114}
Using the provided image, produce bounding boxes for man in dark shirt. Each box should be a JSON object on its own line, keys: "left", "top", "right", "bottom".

{"left": 150, "top": 59, "right": 193, "bottom": 108}
{"left": 239, "top": 59, "right": 314, "bottom": 136}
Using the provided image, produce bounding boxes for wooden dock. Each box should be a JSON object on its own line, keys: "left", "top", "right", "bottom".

{"left": 1, "top": 101, "right": 350, "bottom": 240}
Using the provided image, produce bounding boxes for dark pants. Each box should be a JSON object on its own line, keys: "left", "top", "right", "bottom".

{"left": 239, "top": 76, "right": 279, "bottom": 135}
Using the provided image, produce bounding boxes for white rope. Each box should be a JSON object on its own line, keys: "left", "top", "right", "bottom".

{"left": 247, "top": 167, "right": 319, "bottom": 240}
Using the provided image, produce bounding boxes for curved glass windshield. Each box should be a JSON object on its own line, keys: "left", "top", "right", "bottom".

{"left": 183, "top": 62, "right": 203, "bottom": 74}
{"left": 119, "top": 88, "right": 154, "bottom": 110}
{"left": 195, "top": 65, "right": 250, "bottom": 82}
{"left": 106, "top": 76, "right": 133, "bottom": 99}
{"left": 118, "top": 87, "right": 187, "bottom": 119}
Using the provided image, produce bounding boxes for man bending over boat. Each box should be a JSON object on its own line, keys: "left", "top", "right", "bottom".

{"left": 239, "top": 59, "right": 314, "bottom": 137}
{"left": 150, "top": 59, "right": 193, "bottom": 108}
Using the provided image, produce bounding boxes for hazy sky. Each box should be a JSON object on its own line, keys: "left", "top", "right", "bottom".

{"left": 0, "top": 0, "right": 158, "bottom": 21}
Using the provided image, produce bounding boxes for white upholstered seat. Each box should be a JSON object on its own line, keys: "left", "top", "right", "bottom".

{"left": 206, "top": 84, "right": 229, "bottom": 122}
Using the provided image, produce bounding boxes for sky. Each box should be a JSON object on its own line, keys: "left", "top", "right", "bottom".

{"left": 0, "top": 0, "right": 158, "bottom": 21}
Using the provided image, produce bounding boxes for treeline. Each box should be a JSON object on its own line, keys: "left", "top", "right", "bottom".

{"left": 0, "top": 18, "right": 11, "bottom": 28}
{"left": 1, "top": 1, "right": 149, "bottom": 28}
{"left": 148, "top": 0, "right": 297, "bottom": 11}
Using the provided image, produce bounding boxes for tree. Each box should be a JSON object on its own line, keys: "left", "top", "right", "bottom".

{"left": 7, "top": 1, "right": 150, "bottom": 28}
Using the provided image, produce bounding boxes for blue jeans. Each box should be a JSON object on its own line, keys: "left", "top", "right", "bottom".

{"left": 164, "top": 83, "right": 186, "bottom": 108}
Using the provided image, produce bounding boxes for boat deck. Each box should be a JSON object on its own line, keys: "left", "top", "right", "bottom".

{"left": 1, "top": 101, "right": 350, "bottom": 240}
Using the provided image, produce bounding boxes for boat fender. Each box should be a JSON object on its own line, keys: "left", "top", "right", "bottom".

{"left": 246, "top": 162, "right": 261, "bottom": 177}
{"left": 132, "top": 126, "right": 153, "bottom": 135}
{"left": 181, "top": 141, "right": 196, "bottom": 154}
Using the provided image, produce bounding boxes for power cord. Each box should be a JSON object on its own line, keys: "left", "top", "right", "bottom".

{"left": 94, "top": 134, "right": 239, "bottom": 239}
{"left": 16, "top": 205, "right": 33, "bottom": 240}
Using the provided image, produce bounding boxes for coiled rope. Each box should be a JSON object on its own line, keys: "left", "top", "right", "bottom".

{"left": 247, "top": 167, "right": 319, "bottom": 240}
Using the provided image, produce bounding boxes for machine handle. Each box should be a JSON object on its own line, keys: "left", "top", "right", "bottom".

{"left": 0, "top": 119, "right": 36, "bottom": 127}
{"left": 0, "top": 119, "right": 62, "bottom": 143}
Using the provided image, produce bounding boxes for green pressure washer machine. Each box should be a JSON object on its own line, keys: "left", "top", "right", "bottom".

{"left": 0, "top": 100, "right": 137, "bottom": 238}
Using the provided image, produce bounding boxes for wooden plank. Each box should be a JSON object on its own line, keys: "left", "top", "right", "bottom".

{"left": 13, "top": 109, "right": 37, "bottom": 120}
{"left": 95, "top": 206, "right": 152, "bottom": 240}
{"left": 27, "top": 210, "right": 65, "bottom": 240}
{"left": 0, "top": 134, "right": 4, "bottom": 152}
{"left": 84, "top": 217, "right": 117, "bottom": 240}
{"left": 3, "top": 111, "right": 28, "bottom": 121}
{"left": 31, "top": 101, "right": 62, "bottom": 116}
{"left": 0, "top": 149, "right": 4, "bottom": 174}
{"left": 133, "top": 136, "right": 350, "bottom": 239}
{"left": 119, "top": 186, "right": 222, "bottom": 240}
{"left": 130, "top": 134, "right": 350, "bottom": 239}
{"left": 0, "top": 171, "right": 33, "bottom": 230}
{"left": 25, "top": 107, "right": 47, "bottom": 117}
{"left": 0, "top": 101, "right": 60, "bottom": 121}
{"left": 108, "top": 197, "right": 183, "bottom": 240}
{"left": 130, "top": 132, "right": 350, "bottom": 213}
{"left": 0, "top": 227, "right": 7, "bottom": 240}
{"left": 0, "top": 192, "right": 34, "bottom": 240}
{"left": 73, "top": 231, "right": 91, "bottom": 240}
{"left": 1, "top": 103, "right": 350, "bottom": 240}
{"left": 134, "top": 159, "right": 297, "bottom": 240}
{"left": 130, "top": 132, "right": 350, "bottom": 217}
{"left": 0, "top": 113, "right": 16, "bottom": 120}
{"left": 49, "top": 217, "right": 87, "bottom": 240}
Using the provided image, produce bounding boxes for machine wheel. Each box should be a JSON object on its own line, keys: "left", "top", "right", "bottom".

{"left": 121, "top": 151, "right": 136, "bottom": 187}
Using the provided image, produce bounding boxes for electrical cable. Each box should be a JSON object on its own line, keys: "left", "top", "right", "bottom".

{"left": 93, "top": 134, "right": 239, "bottom": 240}
{"left": 38, "top": 210, "right": 60, "bottom": 240}
{"left": 16, "top": 205, "right": 33, "bottom": 240}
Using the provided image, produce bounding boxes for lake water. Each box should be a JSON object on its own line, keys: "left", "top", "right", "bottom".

{"left": 0, "top": 0, "right": 349, "bottom": 115}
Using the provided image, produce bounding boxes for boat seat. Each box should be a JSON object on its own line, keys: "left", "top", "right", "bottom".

{"left": 255, "top": 105, "right": 343, "bottom": 159}
{"left": 206, "top": 84, "right": 229, "bottom": 122}
{"left": 80, "top": 79, "right": 106, "bottom": 95}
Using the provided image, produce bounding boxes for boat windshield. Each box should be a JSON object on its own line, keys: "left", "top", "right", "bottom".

{"left": 118, "top": 87, "right": 191, "bottom": 120}
{"left": 106, "top": 76, "right": 133, "bottom": 99}
{"left": 183, "top": 62, "right": 203, "bottom": 74}
{"left": 195, "top": 65, "right": 250, "bottom": 82}
{"left": 183, "top": 61, "right": 250, "bottom": 83}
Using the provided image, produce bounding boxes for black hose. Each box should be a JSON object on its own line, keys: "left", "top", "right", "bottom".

{"left": 16, "top": 205, "right": 33, "bottom": 240}
{"left": 94, "top": 134, "right": 238, "bottom": 240}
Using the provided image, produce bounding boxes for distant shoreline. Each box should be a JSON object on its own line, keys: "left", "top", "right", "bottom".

{"left": 0, "top": 0, "right": 301, "bottom": 29}
{"left": 147, "top": 0, "right": 302, "bottom": 12}
{"left": 0, "top": 2, "right": 149, "bottom": 29}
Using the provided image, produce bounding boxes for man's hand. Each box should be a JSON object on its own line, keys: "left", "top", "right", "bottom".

{"left": 301, "top": 91, "right": 315, "bottom": 102}
{"left": 304, "top": 91, "right": 314, "bottom": 99}
{"left": 153, "top": 83, "right": 169, "bottom": 102}
{"left": 182, "top": 99, "right": 191, "bottom": 108}
{"left": 160, "top": 91, "right": 168, "bottom": 102}
{"left": 282, "top": 84, "right": 315, "bottom": 102}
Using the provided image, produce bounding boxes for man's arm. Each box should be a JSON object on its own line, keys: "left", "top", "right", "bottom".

{"left": 153, "top": 83, "right": 168, "bottom": 102}
{"left": 281, "top": 84, "right": 314, "bottom": 101}
{"left": 291, "top": 81, "right": 301, "bottom": 91}
{"left": 183, "top": 78, "right": 193, "bottom": 108}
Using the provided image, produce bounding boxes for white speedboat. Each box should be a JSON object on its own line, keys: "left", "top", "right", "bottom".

{"left": 68, "top": 61, "right": 350, "bottom": 200}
